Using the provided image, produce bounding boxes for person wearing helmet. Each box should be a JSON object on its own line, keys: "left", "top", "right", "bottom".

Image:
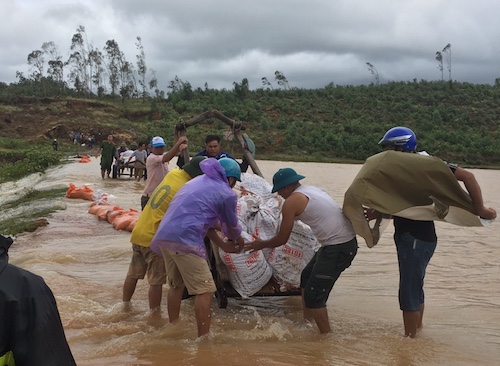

{"left": 150, "top": 157, "right": 244, "bottom": 337}
{"left": 244, "top": 167, "right": 358, "bottom": 334}
{"left": 374, "top": 126, "right": 496, "bottom": 338}
{"left": 122, "top": 156, "right": 207, "bottom": 319}
{"left": 378, "top": 126, "right": 417, "bottom": 152}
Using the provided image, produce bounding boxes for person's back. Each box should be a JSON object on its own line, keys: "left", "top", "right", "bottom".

{"left": 151, "top": 158, "right": 241, "bottom": 258}
{"left": 294, "top": 185, "right": 355, "bottom": 245}
{"left": 0, "top": 235, "right": 76, "bottom": 365}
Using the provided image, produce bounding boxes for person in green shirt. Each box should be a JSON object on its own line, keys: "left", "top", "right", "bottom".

{"left": 95, "top": 134, "right": 116, "bottom": 179}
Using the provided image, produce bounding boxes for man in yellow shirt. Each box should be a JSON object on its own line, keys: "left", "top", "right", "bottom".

{"left": 122, "top": 156, "right": 206, "bottom": 316}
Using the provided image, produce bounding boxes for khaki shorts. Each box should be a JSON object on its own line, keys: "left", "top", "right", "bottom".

{"left": 160, "top": 247, "right": 216, "bottom": 295}
{"left": 127, "top": 244, "right": 166, "bottom": 285}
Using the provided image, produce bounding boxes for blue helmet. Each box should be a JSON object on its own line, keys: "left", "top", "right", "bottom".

{"left": 378, "top": 126, "right": 417, "bottom": 152}
{"left": 218, "top": 158, "right": 241, "bottom": 181}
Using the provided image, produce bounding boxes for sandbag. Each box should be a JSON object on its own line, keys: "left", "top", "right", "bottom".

{"left": 218, "top": 231, "right": 273, "bottom": 299}
{"left": 65, "top": 183, "right": 94, "bottom": 200}
{"left": 88, "top": 204, "right": 109, "bottom": 215}
{"left": 268, "top": 220, "right": 320, "bottom": 290}
{"left": 113, "top": 211, "right": 140, "bottom": 231}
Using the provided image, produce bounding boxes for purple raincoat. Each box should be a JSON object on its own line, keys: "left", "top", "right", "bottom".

{"left": 150, "top": 158, "right": 242, "bottom": 259}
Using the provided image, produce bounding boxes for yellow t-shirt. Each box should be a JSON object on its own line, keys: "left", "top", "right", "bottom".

{"left": 131, "top": 168, "right": 191, "bottom": 247}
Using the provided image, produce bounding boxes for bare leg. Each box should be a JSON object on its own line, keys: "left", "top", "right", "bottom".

{"left": 122, "top": 275, "right": 138, "bottom": 302}
{"left": 101, "top": 169, "right": 105, "bottom": 179}
{"left": 148, "top": 284, "right": 163, "bottom": 311}
{"left": 418, "top": 303, "right": 425, "bottom": 329}
{"left": 301, "top": 289, "right": 314, "bottom": 322}
{"left": 309, "top": 307, "right": 331, "bottom": 334}
{"left": 402, "top": 310, "right": 420, "bottom": 338}
{"left": 167, "top": 285, "right": 185, "bottom": 322}
{"left": 194, "top": 292, "right": 214, "bottom": 337}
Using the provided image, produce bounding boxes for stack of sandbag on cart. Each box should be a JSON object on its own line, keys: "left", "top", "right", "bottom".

{"left": 218, "top": 173, "right": 320, "bottom": 298}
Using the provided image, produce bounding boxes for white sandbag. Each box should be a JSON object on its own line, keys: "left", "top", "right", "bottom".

{"left": 238, "top": 172, "right": 276, "bottom": 203}
{"left": 237, "top": 194, "right": 278, "bottom": 260}
{"left": 268, "top": 220, "right": 321, "bottom": 291}
{"left": 218, "top": 234, "right": 273, "bottom": 299}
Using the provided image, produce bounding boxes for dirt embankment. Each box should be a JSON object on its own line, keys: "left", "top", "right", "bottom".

{"left": 0, "top": 97, "right": 146, "bottom": 146}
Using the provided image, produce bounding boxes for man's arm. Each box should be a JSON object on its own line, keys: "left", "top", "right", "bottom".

{"left": 244, "top": 192, "right": 308, "bottom": 252}
{"left": 162, "top": 136, "right": 188, "bottom": 163}
{"left": 454, "top": 166, "right": 496, "bottom": 219}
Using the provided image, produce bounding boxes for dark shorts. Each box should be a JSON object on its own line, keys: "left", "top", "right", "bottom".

{"left": 395, "top": 232, "right": 437, "bottom": 311}
{"left": 300, "top": 237, "right": 358, "bottom": 308}
{"left": 140, "top": 195, "right": 150, "bottom": 211}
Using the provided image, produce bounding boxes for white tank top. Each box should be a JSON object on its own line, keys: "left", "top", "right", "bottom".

{"left": 295, "top": 185, "right": 355, "bottom": 246}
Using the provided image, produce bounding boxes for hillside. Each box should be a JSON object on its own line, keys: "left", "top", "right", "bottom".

{"left": 1, "top": 80, "right": 500, "bottom": 167}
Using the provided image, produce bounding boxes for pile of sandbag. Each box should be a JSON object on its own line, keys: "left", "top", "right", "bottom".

{"left": 218, "top": 173, "right": 320, "bottom": 298}
{"left": 65, "top": 183, "right": 139, "bottom": 232}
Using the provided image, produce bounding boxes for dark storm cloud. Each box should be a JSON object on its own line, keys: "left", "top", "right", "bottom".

{"left": 2, "top": 0, "right": 500, "bottom": 90}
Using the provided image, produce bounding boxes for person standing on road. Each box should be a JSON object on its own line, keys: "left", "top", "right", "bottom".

{"left": 140, "top": 135, "right": 187, "bottom": 210}
{"left": 150, "top": 158, "right": 244, "bottom": 337}
{"left": 122, "top": 157, "right": 206, "bottom": 318}
{"left": 95, "top": 134, "right": 116, "bottom": 179}
{"left": 244, "top": 168, "right": 358, "bottom": 334}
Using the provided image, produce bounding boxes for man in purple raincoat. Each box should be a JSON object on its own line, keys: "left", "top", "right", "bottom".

{"left": 151, "top": 158, "right": 244, "bottom": 337}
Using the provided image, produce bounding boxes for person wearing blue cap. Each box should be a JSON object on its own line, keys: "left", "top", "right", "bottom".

{"left": 140, "top": 135, "right": 188, "bottom": 210}
{"left": 244, "top": 167, "right": 358, "bottom": 334}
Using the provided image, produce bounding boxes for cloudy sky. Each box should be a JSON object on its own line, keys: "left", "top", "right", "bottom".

{"left": 2, "top": 0, "right": 500, "bottom": 91}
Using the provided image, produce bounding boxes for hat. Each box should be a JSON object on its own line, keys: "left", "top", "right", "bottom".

{"left": 151, "top": 136, "right": 166, "bottom": 148}
{"left": 271, "top": 168, "right": 305, "bottom": 193}
{"left": 182, "top": 156, "right": 207, "bottom": 177}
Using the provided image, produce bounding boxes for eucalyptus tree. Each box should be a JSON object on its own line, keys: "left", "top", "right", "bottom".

{"left": 27, "top": 50, "right": 44, "bottom": 82}
{"left": 261, "top": 76, "right": 273, "bottom": 89}
{"left": 435, "top": 51, "right": 444, "bottom": 81}
{"left": 104, "top": 39, "right": 122, "bottom": 96}
{"left": 68, "top": 26, "right": 93, "bottom": 96}
{"left": 89, "top": 49, "right": 106, "bottom": 97}
{"left": 366, "top": 62, "right": 379, "bottom": 85}
{"left": 42, "top": 41, "right": 64, "bottom": 89}
{"left": 274, "top": 70, "right": 290, "bottom": 89}
{"left": 135, "top": 36, "right": 148, "bottom": 100}
{"left": 442, "top": 43, "right": 452, "bottom": 81}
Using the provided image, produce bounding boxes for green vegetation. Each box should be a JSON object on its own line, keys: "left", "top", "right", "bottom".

{"left": 1, "top": 80, "right": 500, "bottom": 169}
{"left": 0, "top": 188, "right": 67, "bottom": 236}
{"left": 0, "top": 139, "right": 63, "bottom": 184}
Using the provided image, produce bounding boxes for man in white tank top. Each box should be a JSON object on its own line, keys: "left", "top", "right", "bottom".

{"left": 244, "top": 168, "right": 358, "bottom": 333}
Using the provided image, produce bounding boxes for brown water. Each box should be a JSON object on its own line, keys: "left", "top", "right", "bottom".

{"left": 5, "top": 158, "right": 500, "bottom": 366}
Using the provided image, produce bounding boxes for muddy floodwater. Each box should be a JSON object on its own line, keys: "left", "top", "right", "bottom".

{"left": 4, "top": 157, "right": 500, "bottom": 365}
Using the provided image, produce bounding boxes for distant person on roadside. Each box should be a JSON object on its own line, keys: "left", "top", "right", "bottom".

{"left": 131, "top": 142, "right": 148, "bottom": 181}
{"left": 0, "top": 234, "right": 76, "bottom": 365}
{"left": 177, "top": 134, "right": 249, "bottom": 173}
{"left": 52, "top": 138, "right": 58, "bottom": 151}
{"left": 150, "top": 158, "right": 245, "bottom": 338}
{"left": 122, "top": 157, "right": 207, "bottom": 318}
{"left": 244, "top": 168, "right": 358, "bottom": 334}
{"left": 141, "top": 135, "right": 188, "bottom": 210}
{"left": 370, "top": 126, "right": 497, "bottom": 338}
{"left": 95, "top": 134, "right": 116, "bottom": 179}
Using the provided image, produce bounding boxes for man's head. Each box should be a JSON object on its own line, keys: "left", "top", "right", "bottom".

{"left": 107, "top": 134, "right": 114, "bottom": 142}
{"left": 182, "top": 156, "right": 207, "bottom": 178}
{"left": 218, "top": 157, "right": 241, "bottom": 188}
{"left": 151, "top": 136, "right": 166, "bottom": 155}
{"left": 271, "top": 168, "right": 305, "bottom": 198}
{"left": 378, "top": 126, "right": 417, "bottom": 152}
{"left": 204, "top": 135, "right": 222, "bottom": 157}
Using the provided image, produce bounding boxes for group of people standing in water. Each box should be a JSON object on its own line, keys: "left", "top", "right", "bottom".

{"left": 119, "top": 126, "right": 496, "bottom": 339}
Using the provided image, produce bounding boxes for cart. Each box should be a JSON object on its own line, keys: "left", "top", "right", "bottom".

{"left": 178, "top": 110, "right": 301, "bottom": 308}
